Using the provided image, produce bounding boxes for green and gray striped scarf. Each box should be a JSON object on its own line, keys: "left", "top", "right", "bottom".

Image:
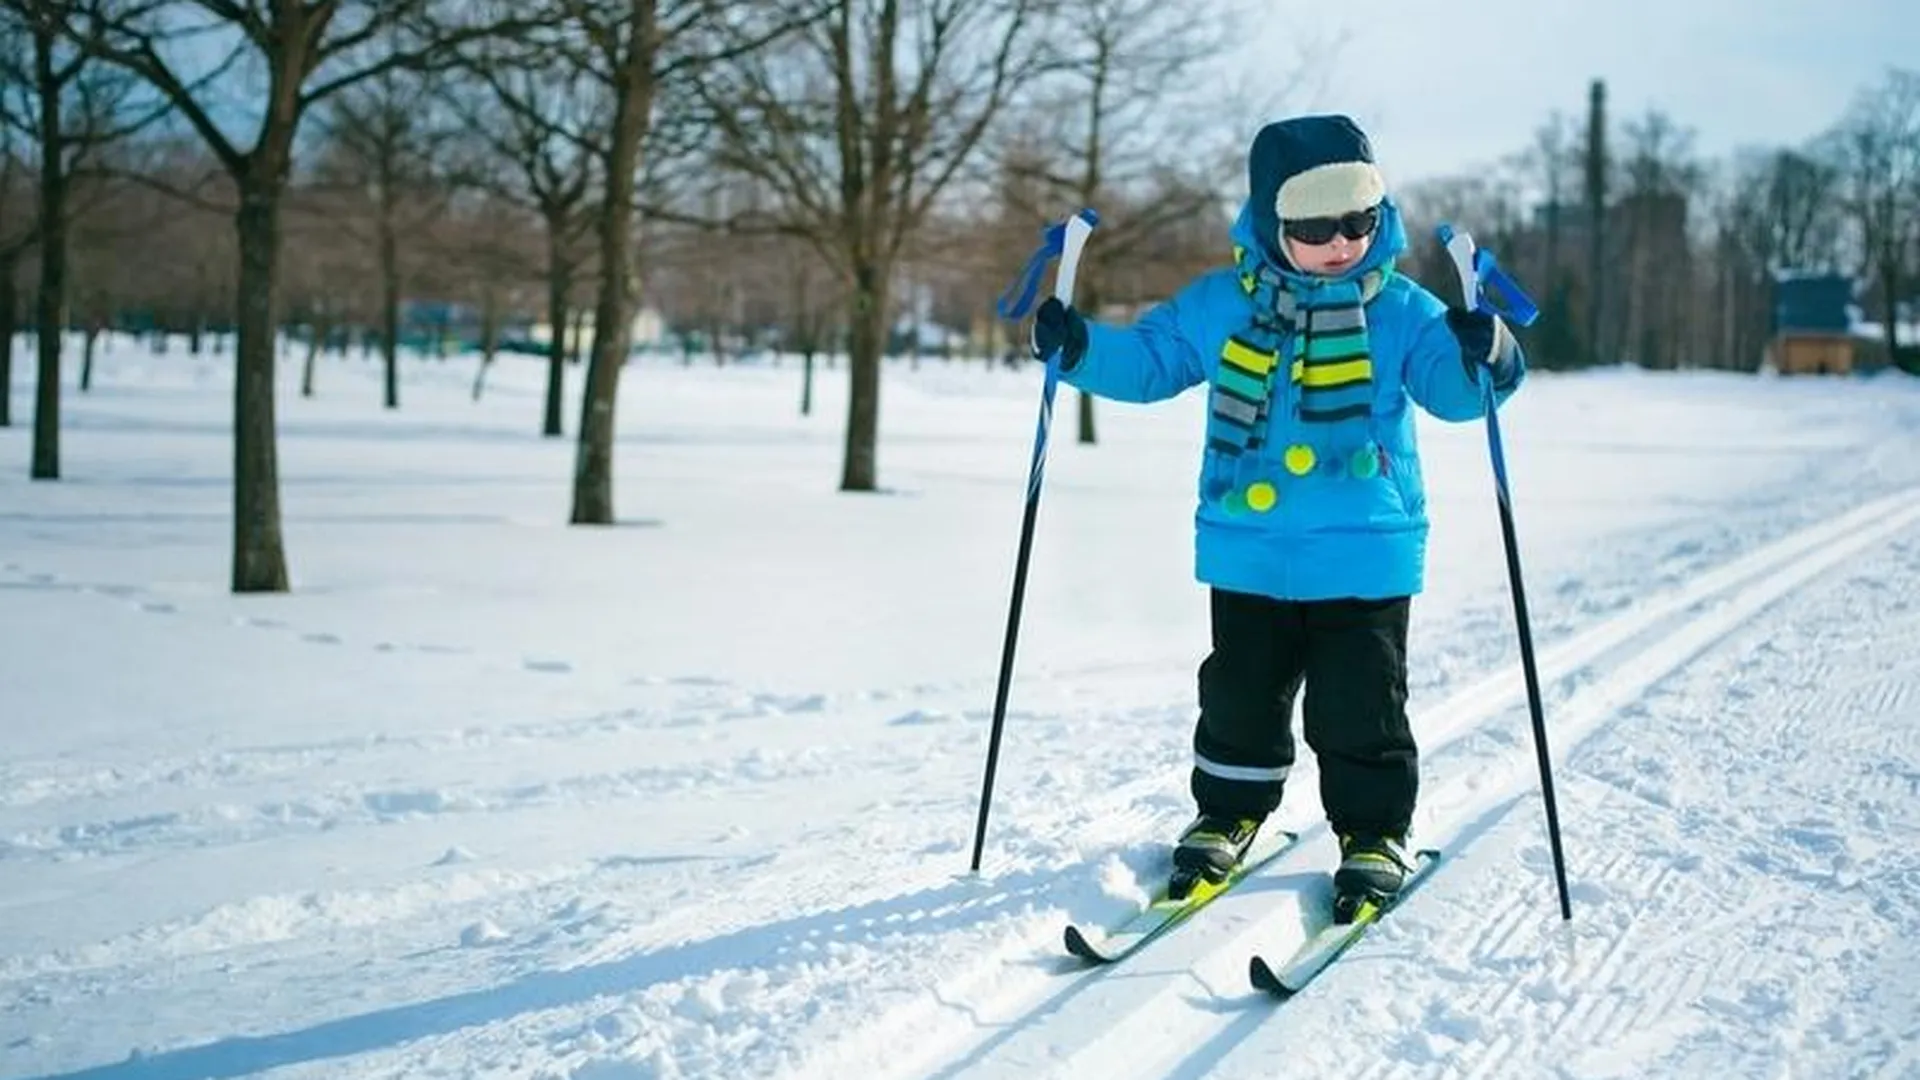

{"left": 1208, "top": 244, "right": 1389, "bottom": 464}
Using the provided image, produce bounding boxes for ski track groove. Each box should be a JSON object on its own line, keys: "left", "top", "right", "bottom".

{"left": 1441, "top": 842, "right": 1688, "bottom": 1079}
{"left": 1412, "top": 529, "right": 1920, "bottom": 1079}
{"left": 895, "top": 486, "right": 1920, "bottom": 1080}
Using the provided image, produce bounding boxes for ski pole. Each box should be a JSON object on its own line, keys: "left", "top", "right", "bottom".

{"left": 1438, "top": 223, "right": 1572, "bottom": 921}
{"left": 969, "top": 207, "right": 1099, "bottom": 874}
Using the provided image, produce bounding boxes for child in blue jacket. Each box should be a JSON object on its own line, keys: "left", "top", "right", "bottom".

{"left": 1031, "top": 114, "right": 1524, "bottom": 905}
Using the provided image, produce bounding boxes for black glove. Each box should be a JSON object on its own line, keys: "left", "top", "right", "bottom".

{"left": 1445, "top": 307, "right": 1521, "bottom": 389}
{"left": 1031, "top": 296, "right": 1089, "bottom": 371}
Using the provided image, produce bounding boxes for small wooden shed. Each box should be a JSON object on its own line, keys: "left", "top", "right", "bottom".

{"left": 1769, "top": 272, "right": 1855, "bottom": 375}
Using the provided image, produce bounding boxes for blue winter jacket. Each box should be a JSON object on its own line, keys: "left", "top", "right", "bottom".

{"left": 1060, "top": 199, "right": 1525, "bottom": 602}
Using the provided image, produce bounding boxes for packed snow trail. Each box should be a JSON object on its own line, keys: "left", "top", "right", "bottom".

{"left": 896, "top": 487, "right": 1920, "bottom": 1080}
{"left": 1206, "top": 502, "right": 1920, "bottom": 1078}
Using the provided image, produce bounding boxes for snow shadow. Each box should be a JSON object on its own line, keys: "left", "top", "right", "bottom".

{"left": 23, "top": 867, "right": 1060, "bottom": 1080}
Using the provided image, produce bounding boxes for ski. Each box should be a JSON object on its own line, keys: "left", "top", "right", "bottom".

{"left": 1248, "top": 848, "right": 1441, "bottom": 996}
{"left": 1063, "top": 828, "right": 1300, "bottom": 964}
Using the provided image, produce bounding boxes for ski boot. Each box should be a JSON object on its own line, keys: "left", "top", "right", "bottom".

{"left": 1169, "top": 814, "right": 1261, "bottom": 899}
{"left": 1332, "top": 832, "right": 1415, "bottom": 923}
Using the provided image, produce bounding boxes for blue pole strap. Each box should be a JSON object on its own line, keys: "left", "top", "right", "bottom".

{"left": 996, "top": 221, "right": 1069, "bottom": 322}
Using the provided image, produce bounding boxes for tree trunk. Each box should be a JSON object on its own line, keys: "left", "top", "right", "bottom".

{"left": 231, "top": 179, "right": 290, "bottom": 593}
{"left": 1882, "top": 259, "right": 1901, "bottom": 365}
{"left": 0, "top": 256, "right": 16, "bottom": 428}
{"left": 840, "top": 265, "right": 887, "bottom": 492}
{"left": 543, "top": 218, "right": 570, "bottom": 436}
{"left": 31, "top": 28, "right": 65, "bottom": 482}
{"left": 801, "top": 348, "right": 814, "bottom": 416}
{"left": 380, "top": 192, "right": 400, "bottom": 410}
{"left": 1074, "top": 282, "right": 1100, "bottom": 446}
{"left": 81, "top": 321, "right": 100, "bottom": 392}
{"left": 1585, "top": 79, "right": 1608, "bottom": 366}
{"left": 472, "top": 282, "right": 499, "bottom": 403}
{"left": 570, "top": 20, "right": 655, "bottom": 526}
{"left": 1076, "top": 390, "right": 1097, "bottom": 445}
{"left": 301, "top": 305, "right": 328, "bottom": 398}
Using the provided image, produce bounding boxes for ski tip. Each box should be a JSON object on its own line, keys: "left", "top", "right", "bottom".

{"left": 1063, "top": 924, "right": 1112, "bottom": 964}
{"left": 1248, "top": 955, "right": 1293, "bottom": 998}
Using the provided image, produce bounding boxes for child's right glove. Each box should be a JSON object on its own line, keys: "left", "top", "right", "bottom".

{"left": 1031, "top": 297, "right": 1089, "bottom": 371}
{"left": 1445, "top": 308, "right": 1522, "bottom": 391}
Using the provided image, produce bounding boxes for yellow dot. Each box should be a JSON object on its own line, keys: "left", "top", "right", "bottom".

{"left": 1246, "top": 482, "right": 1277, "bottom": 512}
{"left": 1284, "top": 445, "right": 1316, "bottom": 476}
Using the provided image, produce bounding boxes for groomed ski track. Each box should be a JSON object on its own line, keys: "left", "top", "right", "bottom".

{"left": 845, "top": 485, "right": 1920, "bottom": 1080}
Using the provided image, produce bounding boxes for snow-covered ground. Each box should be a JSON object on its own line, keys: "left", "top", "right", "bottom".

{"left": 3, "top": 336, "right": 1918, "bottom": 1079}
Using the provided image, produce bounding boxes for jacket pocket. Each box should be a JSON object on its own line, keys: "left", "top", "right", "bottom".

{"left": 1387, "top": 450, "right": 1425, "bottom": 520}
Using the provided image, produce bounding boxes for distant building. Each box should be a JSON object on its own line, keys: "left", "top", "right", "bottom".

{"left": 1767, "top": 271, "right": 1855, "bottom": 375}
{"left": 524, "top": 307, "right": 668, "bottom": 355}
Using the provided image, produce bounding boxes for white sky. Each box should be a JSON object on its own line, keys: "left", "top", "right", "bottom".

{"left": 1247, "top": 0, "right": 1920, "bottom": 184}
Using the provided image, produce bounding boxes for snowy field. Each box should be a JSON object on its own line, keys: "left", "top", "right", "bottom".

{"left": 3, "top": 336, "right": 1919, "bottom": 1079}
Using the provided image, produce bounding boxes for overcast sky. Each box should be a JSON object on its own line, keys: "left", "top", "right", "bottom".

{"left": 1247, "top": 0, "right": 1919, "bottom": 186}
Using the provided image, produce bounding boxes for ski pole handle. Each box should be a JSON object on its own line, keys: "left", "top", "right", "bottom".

{"left": 1054, "top": 209, "right": 1097, "bottom": 308}
{"left": 1436, "top": 223, "right": 1540, "bottom": 327}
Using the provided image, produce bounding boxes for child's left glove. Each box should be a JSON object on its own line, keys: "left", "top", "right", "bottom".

{"left": 1031, "top": 297, "right": 1089, "bottom": 371}
{"left": 1446, "top": 308, "right": 1522, "bottom": 390}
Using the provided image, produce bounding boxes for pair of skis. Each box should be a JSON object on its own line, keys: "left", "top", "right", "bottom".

{"left": 1062, "top": 831, "right": 1440, "bottom": 996}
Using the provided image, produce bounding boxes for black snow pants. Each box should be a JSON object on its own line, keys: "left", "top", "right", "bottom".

{"left": 1188, "top": 587, "right": 1416, "bottom": 837}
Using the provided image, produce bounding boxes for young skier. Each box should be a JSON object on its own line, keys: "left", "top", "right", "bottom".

{"left": 1030, "top": 114, "right": 1525, "bottom": 906}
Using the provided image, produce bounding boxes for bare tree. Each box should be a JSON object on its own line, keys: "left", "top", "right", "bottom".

{"left": 0, "top": 124, "right": 30, "bottom": 427}
{"left": 1698, "top": 147, "right": 1847, "bottom": 372}
{"left": 548, "top": 0, "right": 816, "bottom": 525}
{"left": 1615, "top": 108, "right": 1702, "bottom": 369}
{"left": 703, "top": 0, "right": 1054, "bottom": 492}
{"left": 1831, "top": 68, "right": 1920, "bottom": 363}
{"left": 43, "top": 0, "right": 533, "bottom": 592}
{"left": 1509, "top": 110, "right": 1586, "bottom": 368}
{"left": 448, "top": 41, "right": 604, "bottom": 435}
{"left": 999, "top": 0, "right": 1293, "bottom": 444}
{"left": 1, "top": 2, "right": 156, "bottom": 477}
{"left": 435, "top": 189, "right": 540, "bottom": 402}
{"left": 280, "top": 179, "right": 362, "bottom": 396}
{"left": 314, "top": 64, "right": 456, "bottom": 410}
{"left": 1584, "top": 78, "right": 1608, "bottom": 365}
{"left": 782, "top": 240, "right": 839, "bottom": 414}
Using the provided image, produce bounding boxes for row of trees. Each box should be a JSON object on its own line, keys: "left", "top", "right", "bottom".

{"left": 0, "top": 1, "right": 1912, "bottom": 596}
{"left": 1395, "top": 71, "right": 1920, "bottom": 375}
{"left": 0, "top": 0, "right": 1278, "bottom": 595}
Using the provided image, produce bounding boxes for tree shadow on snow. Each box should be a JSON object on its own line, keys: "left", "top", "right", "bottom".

{"left": 25, "top": 865, "right": 1061, "bottom": 1080}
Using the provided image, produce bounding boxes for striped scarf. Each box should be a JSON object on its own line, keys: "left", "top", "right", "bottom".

{"left": 1207, "top": 244, "right": 1388, "bottom": 458}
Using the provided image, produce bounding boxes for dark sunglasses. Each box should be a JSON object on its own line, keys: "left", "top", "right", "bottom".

{"left": 1281, "top": 205, "right": 1380, "bottom": 245}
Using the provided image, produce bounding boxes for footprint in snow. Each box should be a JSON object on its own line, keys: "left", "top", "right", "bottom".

{"left": 460, "top": 920, "right": 510, "bottom": 947}
{"left": 524, "top": 658, "right": 574, "bottom": 674}
{"left": 889, "top": 709, "right": 959, "bottom": 726}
